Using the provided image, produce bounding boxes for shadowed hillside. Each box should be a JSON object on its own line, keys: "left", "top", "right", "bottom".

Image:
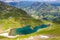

{"left": 0, "top": 1, "right": 42, "bottom": 33}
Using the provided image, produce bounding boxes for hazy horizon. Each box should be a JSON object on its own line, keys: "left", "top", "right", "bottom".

{"left": 0, "top": 0, "right": 59, "bottom": 2}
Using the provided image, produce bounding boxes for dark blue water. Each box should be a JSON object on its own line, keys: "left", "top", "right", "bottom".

{"left": 11, "top": 24, "right": 49, "bottom": 35}
{"left": 14, "top": 25, "right": 32, "bottom": 35}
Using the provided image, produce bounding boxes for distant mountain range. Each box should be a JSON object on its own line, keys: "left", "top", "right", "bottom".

{"left": 0, "top": 1, "right": 43, "bottom": 32}
{"left": 5, "top": 1, "right": 60, "bottom": 23}
{"left": 6, "top": 1, "right": 60, "bottom": 7}
{"left": 0, "top": 1, "right": 60, "bottom": 40}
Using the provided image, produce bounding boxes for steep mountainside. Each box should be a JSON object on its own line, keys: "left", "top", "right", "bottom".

{"left": 25, "top": 2, "right": 60, "bottom": 22}
{"left": 0, "top": 1, "right": 42, "bottom": 33}
{"left": 6, "top": 1, "right": 60, "bottom": 22}
{"left": 0, "top": 1, "right": 60, "bottom": 40}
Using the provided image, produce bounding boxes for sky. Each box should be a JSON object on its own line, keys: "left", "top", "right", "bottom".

{"left": 0, "top": 0, "right": 59, "bottom": 2}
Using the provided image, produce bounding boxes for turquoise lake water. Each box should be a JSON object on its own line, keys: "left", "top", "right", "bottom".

{"left": 10, "top": 24, "right": 49, "bottom": 36}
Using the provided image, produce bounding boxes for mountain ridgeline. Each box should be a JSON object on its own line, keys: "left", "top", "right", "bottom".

{"left": 0, "top": 1, "right": 60, "bottom": 40}
{"left": 0, "top": 1, "right": 42, "bottom": 33}
{"left": 23, "top": 2, "right": 60, "bottom": 21}
{"left": 7, "top": 1, "right": 60, "bottom": 23}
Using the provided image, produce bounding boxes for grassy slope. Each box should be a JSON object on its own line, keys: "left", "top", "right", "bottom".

{"left": 13, "top": 21, "right": 60, "bottom": 40}
{"left": 0, "top": 1, "right": 42, "bottom": 33}
{"left": 0, "top": 21, "right": 60, "bottom": 40}
{"left": 0, "top": 2, "right": 60, "bottom": 40}
{"left": 34, "top": 21, "right": 60, "bottom": 40}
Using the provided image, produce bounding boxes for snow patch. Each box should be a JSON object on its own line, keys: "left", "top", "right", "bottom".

{"left": 39, "top": 35, "right": 49, "bottom": 38}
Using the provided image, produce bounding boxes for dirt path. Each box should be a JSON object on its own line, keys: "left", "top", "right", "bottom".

{"left": 24, "top": 35, "right": 50, "bottom": 40}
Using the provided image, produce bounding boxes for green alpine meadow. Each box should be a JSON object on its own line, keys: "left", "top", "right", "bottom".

{"left": 0, "top": 0, "right": 60, "bottom": 40}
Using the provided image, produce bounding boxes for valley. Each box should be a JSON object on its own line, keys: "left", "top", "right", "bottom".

{"left": 0, "top": 1, "right": 60, "bottom": 40}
